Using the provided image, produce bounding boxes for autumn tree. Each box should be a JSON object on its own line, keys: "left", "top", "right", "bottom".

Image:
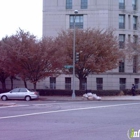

{"left": 56, "top": 28, "right": 122, "bottom": 90}
{"left": 0, "top": 29, "right": 65, "bottom": 90}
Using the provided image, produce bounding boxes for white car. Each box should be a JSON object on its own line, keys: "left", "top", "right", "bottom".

{"left": 0, "top": 88, "right": 39, "bottom": 101}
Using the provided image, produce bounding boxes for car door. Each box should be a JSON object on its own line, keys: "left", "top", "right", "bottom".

{"left": 8, "top": 88, "right": 20, "bottom": 99}
{"left": 18, "top": 88, "right": 28, "bottom": 99}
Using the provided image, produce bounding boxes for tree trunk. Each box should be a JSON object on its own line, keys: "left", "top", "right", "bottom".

{"left": 10, "top": 77, "right": 13, "bottom": 90}
{"left": 24, "top": 80, "right": 27, "bottom": 88}
{"left": 1, "top": 81, "right": 6, "bottom": 91}
{"left": 33, "top": 83, "right": 37, "bottom": 91}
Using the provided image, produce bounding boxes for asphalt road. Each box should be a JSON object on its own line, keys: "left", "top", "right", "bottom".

{"left": 0, "top": 100, "right": 140, "bottom": 140}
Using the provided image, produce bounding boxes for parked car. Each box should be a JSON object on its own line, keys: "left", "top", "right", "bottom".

{"left": 0, "top": 88, "right": 39, "bottom": 101}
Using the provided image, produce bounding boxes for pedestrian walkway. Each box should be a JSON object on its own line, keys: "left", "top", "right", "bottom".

{"left": 39, "top": 95, "right": 140, "bottom": 101}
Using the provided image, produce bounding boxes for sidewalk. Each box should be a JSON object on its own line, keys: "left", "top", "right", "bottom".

{"left": 39, "top": 95, "right": 140, "bottom": 101}
{"left": 0, "top": 95, "right": 140, "bottom": 106}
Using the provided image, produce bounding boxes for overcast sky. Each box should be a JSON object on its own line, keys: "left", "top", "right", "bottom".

{"left": 0, "top": 0, "right": 42, "bottom": 39}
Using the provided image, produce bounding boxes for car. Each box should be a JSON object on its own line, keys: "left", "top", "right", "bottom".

{"left": 0, "top": 88, "right": 39, "bottom": 101}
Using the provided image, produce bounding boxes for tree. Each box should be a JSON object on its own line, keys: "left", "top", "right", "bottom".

{"left": 125, "top": 38, "right": 140, "bottom": 72}
{"left": 0, "top": 29, "right": 65, "bottom": 90}
{"left": 56, "top": 28, "right": 122, "bottom": 90}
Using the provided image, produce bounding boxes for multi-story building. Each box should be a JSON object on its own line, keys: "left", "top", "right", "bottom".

{"left": 42, "top": 0, "right": 140, "bottom": 90}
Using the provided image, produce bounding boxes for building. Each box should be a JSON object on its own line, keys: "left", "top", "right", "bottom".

{"left": 4, "top": 0, "right": 140, "bottom": 91}
{"left": 42, "top": 0, "right": 140, "bottom": 90}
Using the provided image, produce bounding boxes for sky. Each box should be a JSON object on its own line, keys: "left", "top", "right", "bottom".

{"left": 0, "top": 0, "right": 42, "bottom": 40}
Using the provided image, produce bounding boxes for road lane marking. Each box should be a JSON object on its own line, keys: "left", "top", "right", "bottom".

{"left": 0, "top": 102, "right": 140, "bottom": 120}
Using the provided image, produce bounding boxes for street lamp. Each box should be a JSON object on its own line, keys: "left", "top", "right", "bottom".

{"left": 72, "top": 10, "right": 78, "bottom": 99}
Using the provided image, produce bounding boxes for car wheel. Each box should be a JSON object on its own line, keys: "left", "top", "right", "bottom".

{"left": 1, "top": 96, "right": 7, "bottom": 101}
{"left": 25, "top": 96, "right": 31, "bottom": 101}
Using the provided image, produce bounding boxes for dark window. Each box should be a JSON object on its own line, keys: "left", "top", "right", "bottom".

{"left": 135, "top": 78, "right": 139, "bottom": 89}
{"left": 66, "top": 0, "right": 72, "bottom": 9}
{"left": 81, "top": 0, "right": 88, "bottom": 9}
{"left": 119, "top": 0, "right": 125, "bottom": 9}
{"left": 50, "top": 77, "right": 56, "bottom": 89}
{"left": 120, "top": 78, "right": 126, "bottom": 90}
{"left": 133, "top": 16, "right": 138, "bottom": 30}
{"left": 119, "top": 60, "right": 125, "bottom": 72}
{"left": 81, "top": 78, "right": 87, "bottom": 90}
{"left": 119, "top": 34, "right": 125, "bottom": 48}
{"left": 133, "top": 35, "right": 138, "bottom": 44}
{"left": 65, "top": 77, "right": 71, "bottom": 90}
{"left": 119, "top": 15, "right": 125, "bottom": 29}
{"left": 96, "top": 78, "right": 103, "bottom": 90}
{"left": 133, "top": 55, "right": 138, "bottom": 73}
{"left": 70, "top": 15, "right": 83, "bottom": 29}
{"left": 132, "top": 0, "right": 137, "bottom": 10}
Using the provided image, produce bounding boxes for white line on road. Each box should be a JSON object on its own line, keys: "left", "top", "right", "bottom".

{"left": 0, "top": 102, "right": 140, "bottom": 120}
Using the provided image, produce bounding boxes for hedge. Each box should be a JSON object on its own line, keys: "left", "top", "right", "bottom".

{"left": 0, "top": 89, "right": 139, "bottom": 96}
{"left": 37, "top": 89, "right": 140, "bottom": 96}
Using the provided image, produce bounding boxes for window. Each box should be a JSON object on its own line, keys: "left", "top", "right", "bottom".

{"left": 133, "top": 35, "right": 138, "bottom": 44}
{"left": 66, "top": 0, "right": 72, "bottom": 9}
{"left": 65, "top": 77, "right": 71, "bottom": 90}
{"left": 132, "top": 0, "right": 137, "bottom": 10}
{"left": 135, "top": 78, "right": 139, "bottom": 89}
{"left": 119, "top": 34, "right": 125, "bottom": 48}
{"left": 133, "top": 55, "right": 138, "bottom": 73}
{"left": 50, "top": 77, "right": 56, "bottom": 89}
{"left": 11, "top": 88, "right": 20, "bottom": 92}
{"left": 70, "top": 15, "right": 83, "bottom": 29}
{"left": 81, "top": 78, "right": 87, "bottom": 90}
{"left": 133, "top": 16, "right": 138, "bottom": 30}
{"left": 81, "top": 0, "right": 88, "bottom": 9}
{"left": 120, "top": 78, "right": 126, "bottom": 90}
{"left": 119, "top": 15, "right": 125, "bottom": 29}
{"left": 119, "top": 0, "right": 125, "bottom": 9}
{"left": 119, "top": 60, "right": 125, "bottom": 72}
{"left": 96, "top": 78, "right": 103, "bottom": 90}
{"left": 20, "top": 88, "right": 27, "bottom": 92}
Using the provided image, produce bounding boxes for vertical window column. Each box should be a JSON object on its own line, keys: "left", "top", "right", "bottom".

{"left": 65, "top": 77, "right": 71, "bottom": 90}
{"left": 70, "top": 15, "right": 83, "bottom": 29}
{"left": 133, "top": 55, "right": 138, "bottom": 73}
{"left": 50, "top": 77, "right": 56, "bottom": 89}
{"left": 96, "top": 78, "right": 103, "bottom": 90}
{"left": 119, "top": 34, "right": 125, "bottom": 49}
{"left": 120, "top": 78, "right": 126, "bottom": 90}
{"left": 81, "top": 0, "right": 88, "bottom": 9}
{"left": 119, "top": 0, "right": 125, "bottom": 9}
{"left": 135, "top": 78, "right": 139, "bottom": 89}
{"left": 133, "top": 16, "right": 138, "bottom": 30}
{"left": 132, "top": 0, "right": 137, "bottom": 10}
{"left": 119, "top": 15, "right": 125, "bottom": 29}
{"left": 66, "top": 0, "right": 72, "bottom": 9}
{"left": 119, "top": 59, "right": 125, "bottom": 72}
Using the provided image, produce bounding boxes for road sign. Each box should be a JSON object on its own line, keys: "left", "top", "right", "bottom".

{"left": 64, "top": 65, "right": 73, "bottom": 69}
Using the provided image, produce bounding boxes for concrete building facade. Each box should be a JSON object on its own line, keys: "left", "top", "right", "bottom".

{"left": 41, "top": 0, "right": 140, "bottom": 90}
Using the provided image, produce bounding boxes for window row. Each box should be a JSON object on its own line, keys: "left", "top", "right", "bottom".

{"left": 49, "top": 77, "right": 140, "bottom": 90}
{"left": 119, "top": 15, "right": 138, "bottom": 30}
{"left": 119, "top": 0, "right": 137, "bottom": 10}
{"left": 119, "top": 34, "right": 138, "bottom": 49}
{"left": 68, "top": 14, "right": 138, "bottom": 30}
{"left": 119, "top": 56, "right": 138, "bottom": 73}
{"left": 66, "top": 0, "right": 88, "bottom": 9}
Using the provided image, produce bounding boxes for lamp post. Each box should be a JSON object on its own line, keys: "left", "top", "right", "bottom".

{"left": 72, "top": 10, "right": 78, "bottom": 99}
